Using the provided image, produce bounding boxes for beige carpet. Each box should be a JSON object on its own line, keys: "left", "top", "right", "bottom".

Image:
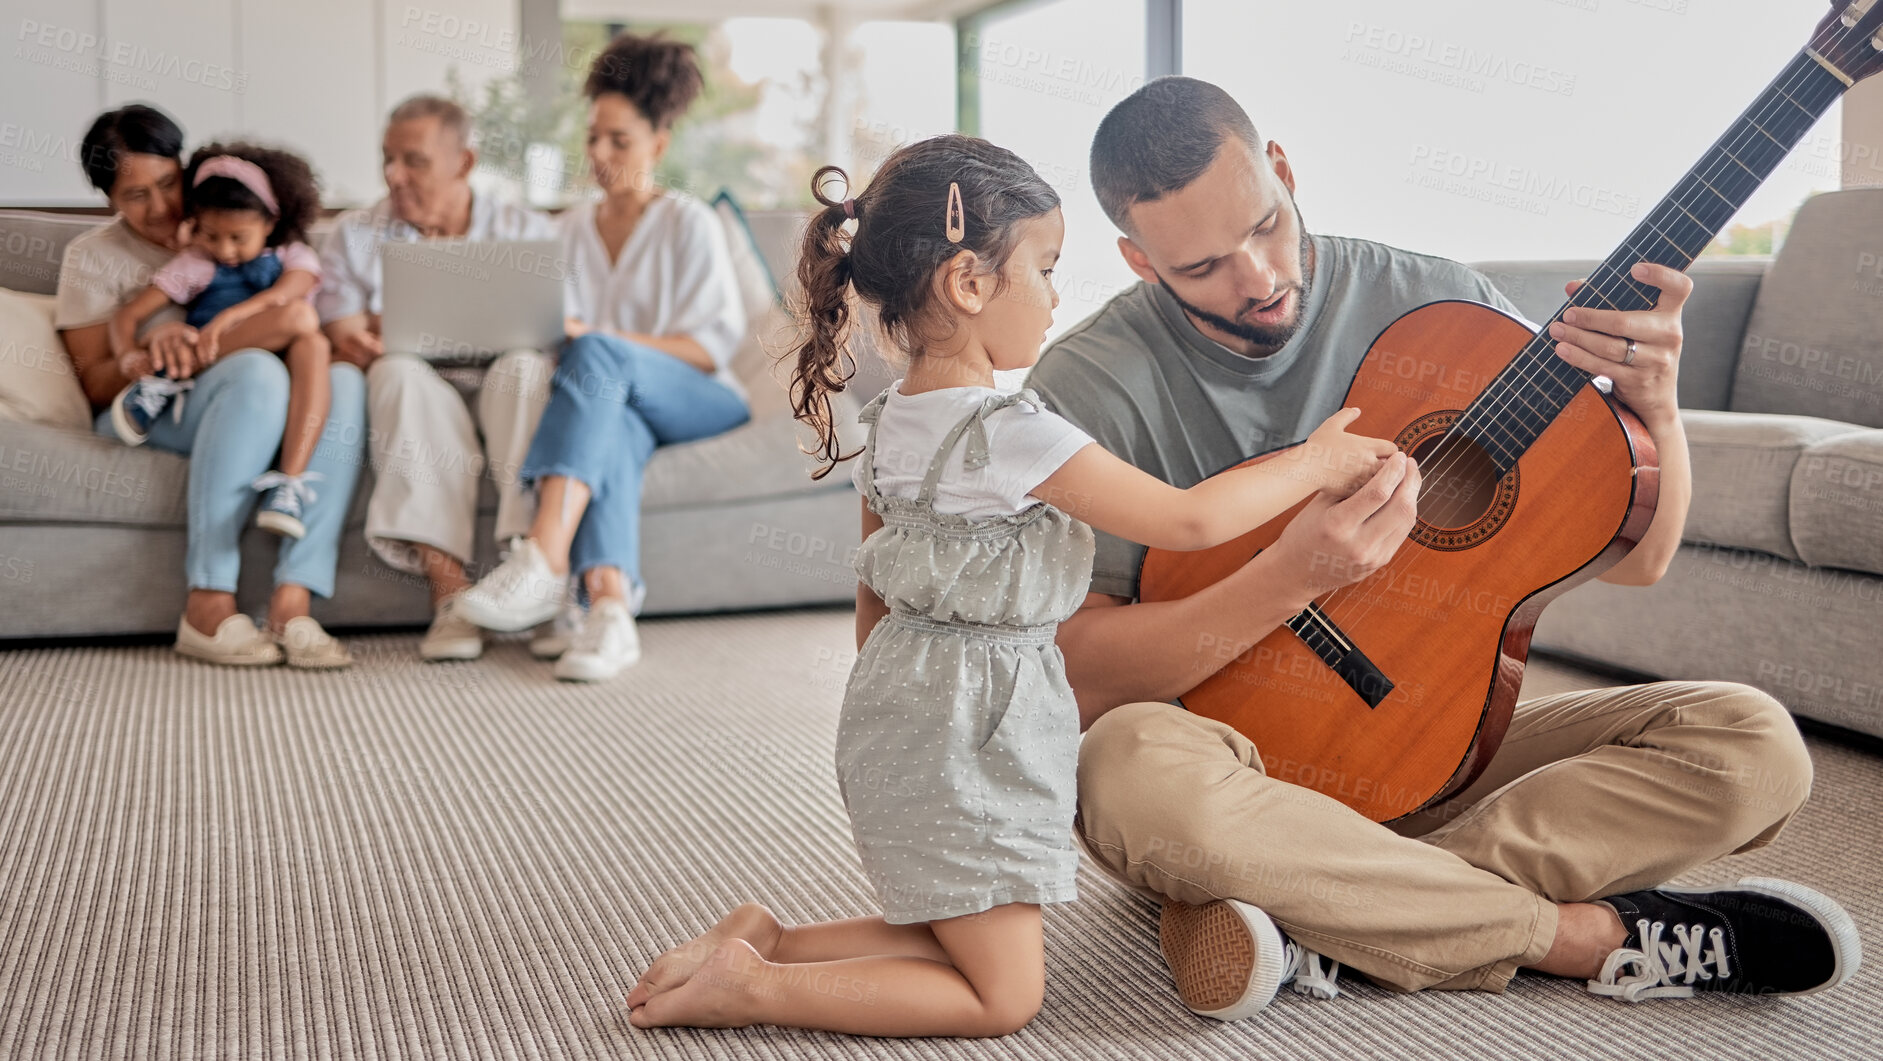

{"left": 1, "top": 608, "right": 1878, "bottom": 1060}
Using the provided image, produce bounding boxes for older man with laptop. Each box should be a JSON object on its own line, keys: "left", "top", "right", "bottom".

{"left": 317, "top": 94, "right": 564, "bottom": 662}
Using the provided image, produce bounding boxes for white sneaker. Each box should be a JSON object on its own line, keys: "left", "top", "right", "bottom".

{"left": 455, "top": 538, "right": 569, "bottom": 632}
{"left": 420, "top": 593, "right": 484, "bottom": 661}
{"left": 530, "top": 600, "right": 585, "bottom": 659}
{"left": 174, "top": 613, "right": 283, "bottom": 667}
{"left": 552, "top": 598, "right": 640, "bottom": 681}
{"left": 1160, "top": 898, "right": 1340, "bottom": 1021}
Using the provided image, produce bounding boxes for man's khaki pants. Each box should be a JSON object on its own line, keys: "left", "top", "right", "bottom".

{"left": 363, "top": 351, "right": 555, "bottom": 576}
{"left": 1076, "top": 681, "right": 1813, "bottom": 992}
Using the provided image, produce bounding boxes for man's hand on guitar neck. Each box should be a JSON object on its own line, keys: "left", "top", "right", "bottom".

{"left": 1546, "top": 261, "right": 1694, "bottom": 586}
{"left": 1056, "top": 453, "right": 1421, "bottom": 730}
{"left": 1546, "top": 261, "right": 1691, "bottom": 431}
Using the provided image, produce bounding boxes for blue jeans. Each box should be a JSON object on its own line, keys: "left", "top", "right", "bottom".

{"left": 522, "top": 333, "right": 750, "bottom": 585}
{"left": 93, "top": 349, "right": 368, "bottom": 598}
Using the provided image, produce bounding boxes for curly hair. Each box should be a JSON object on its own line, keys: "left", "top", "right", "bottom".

{"left": 787, "top": 134, "right": 1062, "bottom": 479}
{"left": 584, "top": 31, "right": 704, "bottom": 130}
{"left": 182, "top": 141, "right": 321, "bottom": 247}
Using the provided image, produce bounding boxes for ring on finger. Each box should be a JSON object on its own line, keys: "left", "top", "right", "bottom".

{"left": 1622, "top": 339, "right": 1638, "bottom": 366}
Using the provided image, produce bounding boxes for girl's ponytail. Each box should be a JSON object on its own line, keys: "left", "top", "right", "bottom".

{"left": 786, "top": 138, "right": 1060, "bottom": 481}
{"left": 789, "top": 165, "right": 861, "bottom": 480}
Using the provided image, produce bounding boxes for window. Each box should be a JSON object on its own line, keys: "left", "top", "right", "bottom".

{"left": 460, "top": 17, "right": 957, "bottom": 212}
{"left": 963, "top": 0, "right": 1149, "bottom": 339}
{"left": 1181, "top": 0, "right": 1842, "bottom": 263}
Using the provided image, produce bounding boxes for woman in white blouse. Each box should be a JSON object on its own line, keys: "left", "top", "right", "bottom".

{"left": 456, "top": 32, "right": 749, "bottom": 680}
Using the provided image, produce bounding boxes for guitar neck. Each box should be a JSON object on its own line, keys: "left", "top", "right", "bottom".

{"left": 1463, "top": 48, "right": 1850, "bottom": 472}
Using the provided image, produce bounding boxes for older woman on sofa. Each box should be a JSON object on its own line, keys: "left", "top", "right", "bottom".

{"left": 455, "top": 32, "right": 750, "bottom": 681}
{"left": 54, "top": 105, "right": 365, "bottom": 667}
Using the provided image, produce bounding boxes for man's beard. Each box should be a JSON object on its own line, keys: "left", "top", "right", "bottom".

{"left": 1156, "top": 206, "right": 1314, "bottom": 352}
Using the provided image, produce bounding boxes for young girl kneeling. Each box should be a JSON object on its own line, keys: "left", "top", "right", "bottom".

{"left": 626, "top": 134, "right": 1394, "bottom": 1037}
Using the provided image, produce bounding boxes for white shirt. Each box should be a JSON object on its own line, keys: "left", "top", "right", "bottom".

{"left": 559, "top": 195, "right": 746, "bottom": 397}
{"left": 855, "top": 381, "right": 1096, "bottom": 520}
{"left": 314, "top": 191, "right": 555, "bottom": 321}
{"left": 53, "top": 217, "right": 184, "bottom": 339}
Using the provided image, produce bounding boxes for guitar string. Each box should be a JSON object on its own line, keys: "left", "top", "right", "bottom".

{"left": 1313, "top": 50, "right": 1840, "bottom": 643}
{"left": 1302, "top": 18, "right": 1856, "bottom": 647}
{"left": 1374, "top": 14, "right": 1857, "bottom": 498}
{"left": 1382, "top": 47, "right": 1838, "bottom": 509}
{"left": 1396, "top": 14, "right": 1861, "bottom": 487}
{"left": 1309, "top": 38, "right": 1845, "bottom": 645}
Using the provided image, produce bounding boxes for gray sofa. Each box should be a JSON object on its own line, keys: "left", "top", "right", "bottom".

{"left": 0, "top": 207, "right": 866, "bottom": 638}
{"left": 7, "top": 190, "right": 1880, "bottom": 742}
{"left": 1481, "top": 188, "right": 1883, "bottom": 740}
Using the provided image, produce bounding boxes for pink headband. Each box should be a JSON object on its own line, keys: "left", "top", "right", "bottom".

{"left": 194, "top": 155, "right": 278, "bottom": 215}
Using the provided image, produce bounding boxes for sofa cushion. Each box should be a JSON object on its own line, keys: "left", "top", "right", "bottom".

{"left": 1789, "top": 429, "right": 1883, "bottom": 577}
{"left": 1731, "top": 188, "right": 1883, "bottom": 428}
{"left": 1680, "top": 409, "right": 1862, "bottom": 562}
{"left": 0, "top": 419, "right": 184, "bottom": 525}
{"left": 0, "top": 390, "right": 863, "bottom": 530}
{"left": 643, "top": 389, "right": 862, "bottom": 512}
{"left": 0, "top": 210, "right": 102, "bottom": 296}
{"left": 0, "top": 288, "right": 90, "bottom": 430}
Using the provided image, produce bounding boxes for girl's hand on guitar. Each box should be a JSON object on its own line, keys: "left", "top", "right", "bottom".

{"left": 1291, "top": 408, "right": 1400, "bottom": 495}
{"left": 1266, "top": 451, "right": 1422, "bottom": 604}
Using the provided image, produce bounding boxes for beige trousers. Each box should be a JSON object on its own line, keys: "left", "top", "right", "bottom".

{"left": 363, "top": 351, "right": 555, "bottom": 576}
{"left": 1075, "top": 681, "right": 1814, "bottom": 993}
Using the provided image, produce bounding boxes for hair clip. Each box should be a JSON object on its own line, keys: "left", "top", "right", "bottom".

{"left": 945, "top": 182, "right": 965, "bottom": 243}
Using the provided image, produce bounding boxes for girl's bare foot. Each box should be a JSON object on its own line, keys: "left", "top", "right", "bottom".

{"left": 629, "top": 939, "right": 768, "bottom": 1029}
{"left": 626, "top": 903, "right": 784, "bottom": 1008}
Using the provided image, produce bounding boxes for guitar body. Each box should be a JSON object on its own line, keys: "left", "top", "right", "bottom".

{"left": 1139, "top": 300, "right": 1660, "bottom": 822}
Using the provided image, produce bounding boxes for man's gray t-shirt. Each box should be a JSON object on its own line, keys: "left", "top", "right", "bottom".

{"left": 1025, "top": 233, "right": 1521, "bottom": 600}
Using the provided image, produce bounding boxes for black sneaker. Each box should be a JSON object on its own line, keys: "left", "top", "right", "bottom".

{"left": 1588, "top": 877, "right": 1861, "bottom": 1001}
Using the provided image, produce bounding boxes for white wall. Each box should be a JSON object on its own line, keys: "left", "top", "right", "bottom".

{"left": 1, "top": 0, "right": 516, "bottom": 207}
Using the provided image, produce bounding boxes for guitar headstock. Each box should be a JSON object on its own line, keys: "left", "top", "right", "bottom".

{"left": 1814, "top": 0, "right": 1883, "bottom": 84}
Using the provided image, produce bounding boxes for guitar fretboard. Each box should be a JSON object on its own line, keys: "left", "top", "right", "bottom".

{"left": 1460, "top": 49, "right": 1849, "bottom": 473}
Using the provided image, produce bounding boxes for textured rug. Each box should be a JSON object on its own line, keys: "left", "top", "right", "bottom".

{"left": 1, "top": 608, "right": 1878, "bottom": 1060}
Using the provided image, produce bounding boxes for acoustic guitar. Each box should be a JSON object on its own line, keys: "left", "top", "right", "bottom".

{"left": 1138, "top": 0, "right": 1883, "bottom": 823}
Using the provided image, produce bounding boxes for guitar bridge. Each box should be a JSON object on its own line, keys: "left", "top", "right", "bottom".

{"left": 1285, "top": 604, "right": 1395, "bottom": 708}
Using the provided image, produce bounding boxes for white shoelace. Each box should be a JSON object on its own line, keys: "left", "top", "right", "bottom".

{"left": 1283, "top": 942, "right": 1341, "bottom": 1000}
{"left": 1587, "top": 918, "right": 1732, "bottom": 1001}
{"left": 251, "top": 471, "right": 323, "bottom": 512}
{"left": 131, "top": 375, "right": 194, "bottom": 423}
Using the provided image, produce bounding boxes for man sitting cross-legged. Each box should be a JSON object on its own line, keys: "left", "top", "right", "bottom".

{"left": 1024, "top": 77, "right": 1861, "bottom": 1014}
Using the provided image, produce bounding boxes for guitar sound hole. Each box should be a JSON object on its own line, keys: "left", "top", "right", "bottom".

{"left": 1410, "top": 431, "right": 1501, "bottom": 530}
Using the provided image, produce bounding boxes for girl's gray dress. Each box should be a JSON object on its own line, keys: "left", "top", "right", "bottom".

{"left": 840, "top": 388, "right": 1096, "bottom": 925}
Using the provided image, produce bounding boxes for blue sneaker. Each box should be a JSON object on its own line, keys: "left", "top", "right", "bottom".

{"left": 109, "top": 374, "right": 191, "bottom": 446}
{"left": 252, "top": 471, "right": 322, "bottom": 540}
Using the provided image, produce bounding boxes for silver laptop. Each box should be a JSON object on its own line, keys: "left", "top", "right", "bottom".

{"left": 380, "top": 239, "right": 565, "bottom": 361}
